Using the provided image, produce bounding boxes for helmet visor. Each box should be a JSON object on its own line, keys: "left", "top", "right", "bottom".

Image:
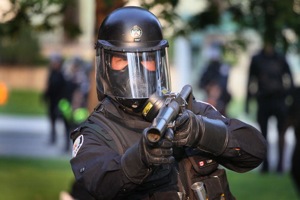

{"left": 96, "top": 48, "right": 171, "bottom": 99}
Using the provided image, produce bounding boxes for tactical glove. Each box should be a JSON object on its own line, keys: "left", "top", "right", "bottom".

{"left": 173, "top": 110, "right": 228, "bottom": 156}
{"left": 121, "top": 135, "right": 174, "bottom": 184}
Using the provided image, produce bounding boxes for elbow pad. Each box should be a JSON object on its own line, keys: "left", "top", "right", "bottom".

{"left": 196, "top": 117, "right": 229, "bottom": 156}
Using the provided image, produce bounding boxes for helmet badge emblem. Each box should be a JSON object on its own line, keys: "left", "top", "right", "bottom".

{"left": 131, "top": 25, "right": 142, "bottom": 41}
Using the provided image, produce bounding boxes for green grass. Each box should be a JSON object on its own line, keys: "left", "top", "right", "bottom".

{"left": 227, "top": 170, "right": 299, "bottom": 200}
{"left": 0, "top": 156, "right": 298, "bottom": 200}
{"left": 0, "top": 89, "right": 47, "bottom": 115}
{"left": 0, "top": 157, "right": 74, "bottom": 200}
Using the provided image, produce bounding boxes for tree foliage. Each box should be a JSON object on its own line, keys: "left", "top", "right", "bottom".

{"left": 0, "top": 0, "right": 80, "bottom": 39}
{"left": 139, "top": 0, "right": 300, "bottom": 54}
{"left": 237, "top": 0, "right": 300, "bottom": 53}
{"left": 0, "top": 0, "right": 81, "bottom": 65}
{"left": 184, "top": 0, "right": 300, "bottom": 53}
{"left": 1, "top": 0, "right": 299, "bottom": 65}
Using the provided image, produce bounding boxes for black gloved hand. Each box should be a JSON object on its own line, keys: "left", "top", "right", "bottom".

{"left": 173, "top": 110, "right": 229, "bottom": 156}
{"left": 173, "top": 110, "right": 203, "bottom": 147}
{"left": 121, "top": 134, "right": 174, "bottom": 184}
{"left": 141, "top": 137, "right": 174, "bottom": 167}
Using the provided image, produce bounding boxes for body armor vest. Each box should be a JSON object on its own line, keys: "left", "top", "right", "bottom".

{"left": 71, "top": 98, "right": 235, "bottom": 200}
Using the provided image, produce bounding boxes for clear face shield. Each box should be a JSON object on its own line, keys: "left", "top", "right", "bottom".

{"left": 96, "top": 47, "right": 171, "bottom": 102}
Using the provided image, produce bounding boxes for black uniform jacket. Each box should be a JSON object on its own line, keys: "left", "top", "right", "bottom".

{"left": 70, "top": 96, "right": 267, "bottom": 200}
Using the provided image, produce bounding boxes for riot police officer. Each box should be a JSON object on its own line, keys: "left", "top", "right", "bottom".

{"left": 70, "top": 6, "right": 267, "bottom": 200}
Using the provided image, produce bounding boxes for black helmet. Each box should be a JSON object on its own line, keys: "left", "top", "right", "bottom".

{"left": 95, "top": 6, "right": 171, "bottom": 110}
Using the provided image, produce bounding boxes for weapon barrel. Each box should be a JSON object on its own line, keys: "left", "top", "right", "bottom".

{"left": 144, "top": 85, "right": 192, "bottom": 143}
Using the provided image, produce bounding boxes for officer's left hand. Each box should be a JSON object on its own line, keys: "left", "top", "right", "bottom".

{"left": 173, "top": 110, "right": 203, "bottom": 147}
{"left": 121, "top": 134, "right": 174, "bottom": 184}
{"left": 141, "top": 137, "right": 174, "bottom": 167}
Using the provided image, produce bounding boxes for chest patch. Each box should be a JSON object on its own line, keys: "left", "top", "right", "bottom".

{"left": 72, "top": 135, "right": 84, "bottom": 157}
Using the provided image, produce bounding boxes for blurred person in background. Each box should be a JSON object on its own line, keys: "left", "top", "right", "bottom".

{"left": 198, "top": 42, "right": 231, "bottom": 116}
{"left": 245, "top": 41, "right": 294, "bottom": 173}
{"left": 59, "top": 56, "right": 91, "bottom": 152}
{"left": 59, "top": 57, "right": 93, "bottom": 199}
{"left": 43, "top": 53, "right": 66, "bottom": 145}
{"left": 288, "top": 87, "right": 300, "bottom": 196}
{"left": 69, "top": 7, "right": 266, "bottom": 200}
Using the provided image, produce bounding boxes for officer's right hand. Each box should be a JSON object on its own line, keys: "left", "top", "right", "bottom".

{"left": 121, "top": 134, "right": 174, "bottom": 184}
{"left": 140, "top": 136, "right": 174, "bottom": 167}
